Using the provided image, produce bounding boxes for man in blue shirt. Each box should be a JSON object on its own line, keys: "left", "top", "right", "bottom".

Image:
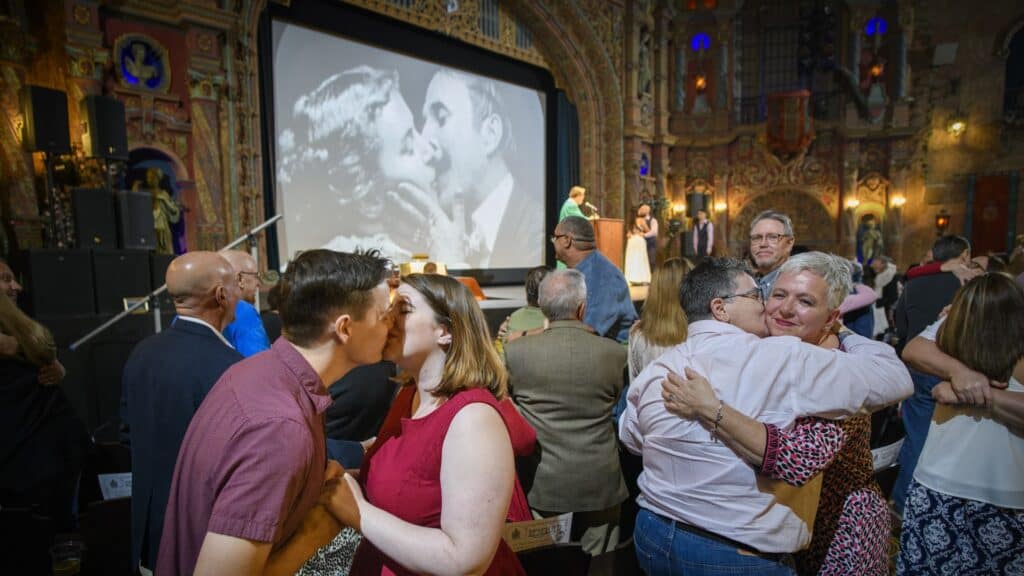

{"left": 551, "top": 216, "right": 637, "bottom": 342}
{"left": 221, "top": 250, "right": 271, "bottom": 356}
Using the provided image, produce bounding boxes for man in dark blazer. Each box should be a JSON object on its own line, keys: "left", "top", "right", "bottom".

{"left": 120, "top": 251, "right": 243, "bottom": 572}
{"left": 504, "top": 269, "right": 628, "bottom": 556}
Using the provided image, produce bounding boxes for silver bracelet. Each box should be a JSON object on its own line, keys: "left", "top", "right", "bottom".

{"left": 711, "top": 400, "right": 724, "bottom": 442}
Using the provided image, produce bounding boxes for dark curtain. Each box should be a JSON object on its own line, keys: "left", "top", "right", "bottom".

{"left": 555, "top": 91, "right": 580, "bottom": 210}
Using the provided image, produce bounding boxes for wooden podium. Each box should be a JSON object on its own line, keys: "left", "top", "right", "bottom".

{"left": 592, "top": 218, "right": 624, "bottom": 269}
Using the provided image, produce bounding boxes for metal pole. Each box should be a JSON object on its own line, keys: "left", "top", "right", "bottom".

{"left": 70, "top": 214, "right": 282, "bottom": 351}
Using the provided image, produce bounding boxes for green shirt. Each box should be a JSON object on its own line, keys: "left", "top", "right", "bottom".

{"left": 504, "top": 306, "right": 546, "bottom": 340}
{"left": 559, "top": 198, "right": 586, "bottom": 221}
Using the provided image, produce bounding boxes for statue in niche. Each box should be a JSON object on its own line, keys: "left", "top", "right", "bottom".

{"left": 132, "top": 167, "right": 181, "bottom": 255}
{"left": 638, "top": 28, "right": 652, "bottom": 98}
{"left": 856, "top": 213, "right": 883, "bottom": 264}
{"left": 126, "top": 43, "right": 157, "bottom": 84}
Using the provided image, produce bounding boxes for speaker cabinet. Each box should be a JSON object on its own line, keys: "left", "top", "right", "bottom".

{"left": 81, "top": 95, "right": 128, "bottom": 161}
{"left": 686, "top": 193, "right": 707, "bottom": 218}
{"left": 115, "top": 190, "right": 156, "bottom": 250}
{"left": 92, "top": 249, "right": 151, "bottom": 314}
{"left": 21, "top": 249, "right": 95, "bottom": 316}
{"left": 71, "top": 188, "right": 117, "bottom": 249}
{"left": 21, "top": 86, "right": 71, "bottom": 154}
{"left": 149, "top": 252, "right": 175, "bottom": 310}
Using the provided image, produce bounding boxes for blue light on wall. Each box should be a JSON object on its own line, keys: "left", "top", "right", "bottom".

{"left": 865, "top": 17, "right": 887, "bottom": 36}
{"left": 691, "top": 33, "right": 711, "bottom": 52}
{"left": 639, "top": 153, "right": 650, "bottom": 176}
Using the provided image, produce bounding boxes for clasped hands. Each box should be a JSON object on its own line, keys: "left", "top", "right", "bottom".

{"left": 319, "top": 459, "right": 365, "bottom": 531}
{"left": 387, "top": 183, "right": 485, "bottom": 266}
{"left": 931, "top": 366, "right": 1007, "bottom": 409}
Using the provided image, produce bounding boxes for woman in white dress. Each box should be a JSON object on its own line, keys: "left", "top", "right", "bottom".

{"left": 624, "top": 216, "right": 652, "bottom": 285}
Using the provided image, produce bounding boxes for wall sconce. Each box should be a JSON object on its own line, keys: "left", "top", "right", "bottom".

{"left": 694, "top": 74, "right": 707, "bottom": 93}
{"left": 946, "top": 115, "right": 967, "bottom": 137}
{"left": 890, "top": 195, "right": 906, "bottom": 208}
{"left": 845, "top": 198, "right": 861, "bottom": 210}
{"left": 869, "top": 61, "right": 885, "bottom": 80}
{"left": 672, "top": 202, "right": 686, "bottom": 215}
{"left": 935, "top": 210, "right": 950, "bottom": 235}
{"left": 713, "top": 201, "right": 727, "bottom": 213}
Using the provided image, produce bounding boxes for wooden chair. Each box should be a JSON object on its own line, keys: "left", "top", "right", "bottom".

{"left": 517, "top": 543, "right": 591, "bottom": 576}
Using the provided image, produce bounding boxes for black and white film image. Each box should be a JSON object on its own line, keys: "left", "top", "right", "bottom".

{"left": 272, "top": 21, "right": 547, "bottom": 270}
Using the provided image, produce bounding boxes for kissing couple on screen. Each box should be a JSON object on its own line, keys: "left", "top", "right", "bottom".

{"left": 277, "top": 65, "right": 542, "bottom": 269}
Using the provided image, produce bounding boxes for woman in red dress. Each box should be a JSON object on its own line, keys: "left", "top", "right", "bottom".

{"left": 331, "top": 274, "right": 525, "bottom": 575}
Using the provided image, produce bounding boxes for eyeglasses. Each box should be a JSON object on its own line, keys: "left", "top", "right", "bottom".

{"left": 238, "top": 271, "right": 273, "bottom": 284}
{"left": 549, "top": 233, "right": 570, "bottom": 243}
{"left": 720, "top": 286, "right": 763, "bottom": 305}
{"left": 749, "top": 233, "right": 790, "bottom": 245}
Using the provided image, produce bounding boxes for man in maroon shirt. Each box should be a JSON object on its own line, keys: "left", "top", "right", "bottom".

{"left": 157, "top": 249, "right": 393, "bottom": 575}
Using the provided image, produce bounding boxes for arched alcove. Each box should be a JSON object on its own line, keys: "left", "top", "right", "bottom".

{"left": 730, "top": 189, "right": 837, "bottom": 256}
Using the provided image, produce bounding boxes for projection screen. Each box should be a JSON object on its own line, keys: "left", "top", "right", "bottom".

{"left": 271, "top": 20, "right": 547, "bottom": 271}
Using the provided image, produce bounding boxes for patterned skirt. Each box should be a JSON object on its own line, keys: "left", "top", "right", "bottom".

{"left": 897, "top": 480, "right": 1024, "bottom": 575}
{"left": 297, "top": 526, "right": 362, "bottom": 576}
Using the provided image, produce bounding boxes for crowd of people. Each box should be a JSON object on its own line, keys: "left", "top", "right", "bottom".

{"left": 1, "top": 205, "right": 1023, "bottom": 576}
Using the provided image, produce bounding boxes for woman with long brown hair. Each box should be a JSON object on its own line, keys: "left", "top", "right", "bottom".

{"left": 0, "top": 291, "right": 88, "bottom": 535}
{"left": 336, "top": 274, "right": 527, "bottom": 575}
{"left": 897, "top": 273, "right": 1024, "bottom": 574}
{"left": 628, "top": 257, "right": 692, "bottom": 381}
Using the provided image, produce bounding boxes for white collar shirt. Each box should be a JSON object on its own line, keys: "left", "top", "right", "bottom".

{"left": 618, "top": 319, "right": 911, "bottom": 552}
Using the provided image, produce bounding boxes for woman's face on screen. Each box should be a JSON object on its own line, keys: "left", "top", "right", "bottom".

{"left": 374, "top": 89, "right": 436, "bottom": 192}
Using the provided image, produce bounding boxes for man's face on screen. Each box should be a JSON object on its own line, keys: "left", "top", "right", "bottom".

{"left": 421, "top": 73, "right": 489, "bottom": 192}
{"left": 374, "top": 89, "right": 436, "bottom": 192}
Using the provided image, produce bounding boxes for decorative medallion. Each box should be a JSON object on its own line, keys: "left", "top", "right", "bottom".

{"left": 73, "top": 4, "right": 91, "bottom": 25}
{"left": 197, "top": 34, "right": 214, "bottom": 54}
{"left": 114, "top": 34, "right": 171, "bottom": 93}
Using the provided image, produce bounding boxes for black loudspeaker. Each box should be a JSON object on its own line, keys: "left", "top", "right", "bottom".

{"left": 21, "top": 250, "right": 95, "bottom": 316}
{"left": 21, "top": 86, "right": 71, "bottom": 154}
{"left": 92, "top": 249, "right": 151, "bottom": 314}
{"left": 81, "top": 95, "right": 128, "bottom": 160}
{"left": 149, "top": 252, "right": 175, "bottom": 310}
{"left": 686, "top": 193, "right": 707, "bottom": 218}
{"left": 71, "top": 188, "right": 117, "bottom": 249}
{"left": 115, "top": 190, "right": 156, "bottom": 250}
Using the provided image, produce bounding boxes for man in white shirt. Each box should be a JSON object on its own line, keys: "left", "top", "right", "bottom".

{"left": 619, "top": 258, "right": 912, "bottom": 575}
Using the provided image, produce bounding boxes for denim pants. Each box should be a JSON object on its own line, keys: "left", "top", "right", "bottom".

{"left": 633, "top": 508, "right": 796, "bottom": 576}
{"left": 891, "top": 369, "right": 940, "bottom": 514}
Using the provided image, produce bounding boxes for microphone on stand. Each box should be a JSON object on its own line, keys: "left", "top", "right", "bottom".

{"left": 584, "top": 202, "right": 600, "bottom": 218}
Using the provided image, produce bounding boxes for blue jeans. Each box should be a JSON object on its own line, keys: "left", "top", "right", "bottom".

{"left": 633, "top": 508, "right": 796, "bottom": 576}
{"left": 891, "top": 369, "right": 940, "bottom": 514}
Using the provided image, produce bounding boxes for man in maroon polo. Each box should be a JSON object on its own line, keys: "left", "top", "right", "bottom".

{"left": 157, "top": 249, "right": 393, "bottom": 575}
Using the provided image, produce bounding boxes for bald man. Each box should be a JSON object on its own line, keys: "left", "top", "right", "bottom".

{"left": 220, "top": 250, "right": 271, "bottom": 357}
{"left": 119, "top": 251, "right": 244, "bottom": 573}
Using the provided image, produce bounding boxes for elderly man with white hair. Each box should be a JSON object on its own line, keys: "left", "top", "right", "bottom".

{"left": 504, "top": 269, "right": 628, "bottom": 556}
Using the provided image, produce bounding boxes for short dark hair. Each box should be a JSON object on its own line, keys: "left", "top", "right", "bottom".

{"left": 678, "top": 258, "right": 753, "bottom": 322}
{"left": 278, "top": 249, "right": 389, "bottom": 347}
{"left": 558, "top": 216, "right": 595, "bottom": 243}
{"left": 524, "top": 266, "right": 550, "bottom": 307}
{"left": 932, "top": 235, "right": 970, "bottom": 263}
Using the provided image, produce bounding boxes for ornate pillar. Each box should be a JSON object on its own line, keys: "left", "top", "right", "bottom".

{"left": 841, "top": 141, "right": 860, "bottom": 257}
